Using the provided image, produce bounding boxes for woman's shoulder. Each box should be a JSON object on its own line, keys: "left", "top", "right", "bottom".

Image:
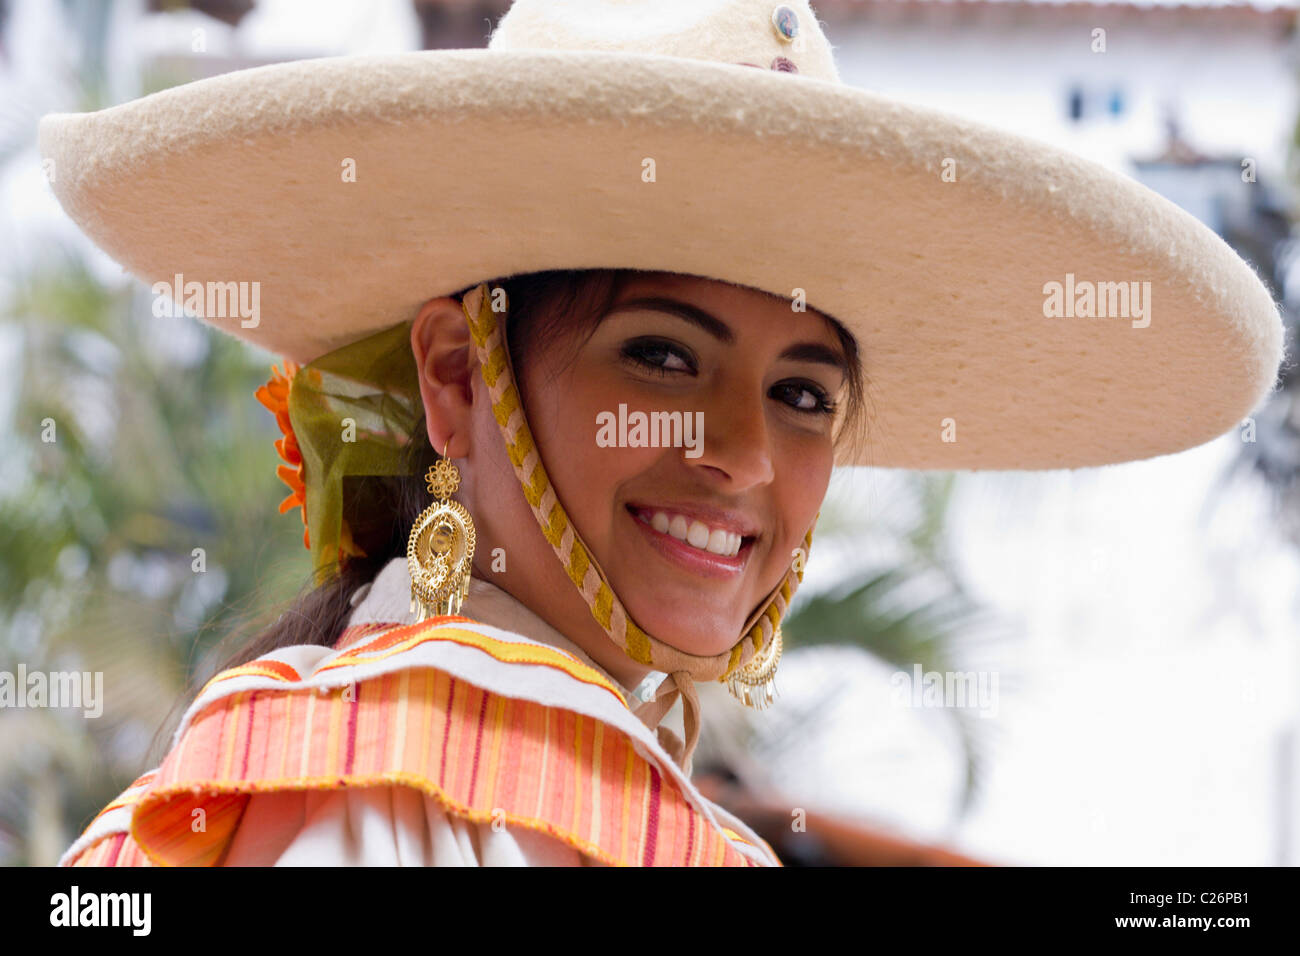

{"left": 61, "top": 771, "right": 159, "bottom": 867}
{"left": 61, "top": 615, "right": 778, "bottom": 867}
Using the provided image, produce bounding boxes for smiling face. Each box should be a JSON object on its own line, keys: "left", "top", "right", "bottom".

{"left": 519, "top": 273, "right": 846, "bottom": 656}
{"left": 412, "top": 270, "right": 853, "bottom": 690}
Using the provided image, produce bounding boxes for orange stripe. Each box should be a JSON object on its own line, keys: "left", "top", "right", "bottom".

{"left": 204, "top": 660, "right": 301, "bottom": 688}
{"left": 334, "top": 620, "right": 404, "bottom": 651}
{"left": 341, "top": 615, "right": 475, "bottom": 656}
{"left": 86, "top": 770, "right": 158, "bottom": 825}
{"left": 67, "top": 832, "right": 157, "bottom": 868}
{"left": 321, "top": 622, "right": 628, "bottom": 709}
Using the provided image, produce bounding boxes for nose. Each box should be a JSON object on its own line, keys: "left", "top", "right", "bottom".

{"left": 687, "top": 388, "right": 775, "bottom": 490}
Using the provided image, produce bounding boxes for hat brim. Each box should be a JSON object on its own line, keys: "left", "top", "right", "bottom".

{"left": 38, "top": 48, "right": 1285, "bottom": 470}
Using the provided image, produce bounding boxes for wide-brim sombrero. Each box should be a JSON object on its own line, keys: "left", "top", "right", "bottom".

{"left": 37, "top": 0, "right": 1286, "bottom": 471}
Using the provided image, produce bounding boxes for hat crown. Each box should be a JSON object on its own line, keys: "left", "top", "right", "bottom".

{"left": 488, "top": 0, "right": 840, "bottom": 83}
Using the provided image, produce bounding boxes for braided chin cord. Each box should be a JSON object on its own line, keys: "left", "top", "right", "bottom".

{"left": 460, "top": 283, "right": 816, "bottom": 773}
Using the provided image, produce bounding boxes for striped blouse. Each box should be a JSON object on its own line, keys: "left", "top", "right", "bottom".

{"left": 60, "top": 558, "right": 781, "bottom": 867}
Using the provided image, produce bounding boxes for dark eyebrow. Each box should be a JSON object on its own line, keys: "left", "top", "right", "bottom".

{"left": 605, "top": 295, "right": 850, "bottom": 379}
{"left": 608, "top": 296, "right": 735, "bottom": 343}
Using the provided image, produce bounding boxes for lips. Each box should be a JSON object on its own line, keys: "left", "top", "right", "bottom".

{"left": 626, "top": 504, "right": 757, "bottom": 559}
{"left": 627, "top": 507, "right": 755, "bottom": 579}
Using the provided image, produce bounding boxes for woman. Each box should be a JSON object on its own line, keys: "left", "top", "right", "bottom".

{"left": 44, "top": 0, "right": 1283, "bottom": 866}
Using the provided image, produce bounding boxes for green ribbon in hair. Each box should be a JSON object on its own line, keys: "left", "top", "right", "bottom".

{"left": 285, "top": 319, "right": 424, "bottom": 584}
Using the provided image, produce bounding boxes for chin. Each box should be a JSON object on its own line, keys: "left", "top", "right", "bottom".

{"left": 627, "top": 605, "right": 741, "bottom": 658}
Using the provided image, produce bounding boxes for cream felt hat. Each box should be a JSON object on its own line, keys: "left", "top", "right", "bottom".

{"left": 37, "top": 0, "right": 1285, "bottom": 471}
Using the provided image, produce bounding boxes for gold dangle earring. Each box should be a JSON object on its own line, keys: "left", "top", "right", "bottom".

{"left": 725, "top": 625, "right": 784, "bottom": 710}
{"left": 408, "top": 440, "right": 476, "bottom": 622}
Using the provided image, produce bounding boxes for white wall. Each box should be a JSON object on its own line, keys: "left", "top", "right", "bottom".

{"left": 825, "top": 5, "right": 1299, "bottom": 181}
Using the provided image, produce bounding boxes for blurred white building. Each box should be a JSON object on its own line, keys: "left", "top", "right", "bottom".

{"left": 819, "top": 0, "right": 1299, "bottom": 181}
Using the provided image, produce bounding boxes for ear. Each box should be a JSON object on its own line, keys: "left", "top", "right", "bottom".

{"left": 411, "top": 296, "right": 476, "bottom": 459}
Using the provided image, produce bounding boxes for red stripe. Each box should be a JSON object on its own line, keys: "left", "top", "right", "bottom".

{"left": 215, "top": 659, "right": 300, "bottom": 682}
{"left": 466, "top": 688, "right": 489, "bottom": 805}
{"left": 343, "top": 682, "right": 360, "bottom": 775}
{"left": 345, "top": 615, "right": 475, "bottom": 657}
{"left": 333, "top": 620, "right": 401, "bottom": 651}
{"left": 439, "top": 678, "right": 456, "bottom": 788}
{"left": 643, "top": 764, "right": 661, "bottom": 866}
{"left": 213, "top": 690, "right": 231, "bottom": 775}
{"left": 685, "top": 801, "right": 695, "bottom": 864}
{"left": 105, "top": 832, "right": 126, "bottom": 867}
{"left": 259, "top": 689, "right": 273, "bottom": 781}
{"left": 239, "top": 692, "right": 257, "bottom": 778}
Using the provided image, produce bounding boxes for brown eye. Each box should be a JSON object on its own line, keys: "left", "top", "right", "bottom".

{"left": 773, "top": 381, "right": 836, "bottom": 415}
{"left": 620, "top": 338, "right": 696, "bottom": 375}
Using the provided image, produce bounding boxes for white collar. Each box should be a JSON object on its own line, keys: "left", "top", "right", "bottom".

{"left": 345, "top": 557, "right": 669, "bottom": 716}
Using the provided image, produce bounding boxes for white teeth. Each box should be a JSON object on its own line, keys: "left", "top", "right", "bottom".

{"left": 638, "top": 509, "right": 744, "bottom": 558}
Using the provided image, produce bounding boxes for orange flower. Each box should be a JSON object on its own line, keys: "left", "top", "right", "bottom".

{"left": 255, "top": 359, "right": 309, "bottom": 550}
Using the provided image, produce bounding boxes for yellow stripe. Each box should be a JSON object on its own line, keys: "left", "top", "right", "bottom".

{"left": 568, "top": 543, "right": 589, "bottom": 585}
{"left": 390, "top": 669, "right": 411, "bottom": 772}
{"left": 510, "top": 426, "right": 534, "bottom": 465}
{"left": 219, "top": 691, "right": 244, "bottom": 782}
{"left": 724, "top": 642, "right": 744, "bottom": 678}
{"left": 625, "top": 622, "right": 653, "bottom": 666}
{"left": 593, "top": 585, "right": 613, "bottom": 630}
{"left": 494, "top": 384, "right": 520, "bottom": 429}
{"left": 572, "top": 713, "right": 584, "bottom": 837}
{"left": 589, "top": 720, "right": 604, "bottom": 850}
{"left": 483, "top": 693, "right": 506, "bottom": 811}
{"left": 484, "top": 346, "right": 506, "bottom": 388}
{"left": 523, "top": 461, "right": 547, "bottom": 507}
{"left": 542, "top": 500, "right": 566, "bottom": 548}
{"left": 721, "top": 826, "right": 756, "bottom": 848}
{"left": 521, "top": 470, "right": 542, "bottom": 508}
{"left": 506, "top": 434, "right": 530, "bottom": 471}
{"left": 322, "top": 623, "right": 629, "bottom": 710}
{"left": 428, "top": 671, "right": 444, "bottom": 785}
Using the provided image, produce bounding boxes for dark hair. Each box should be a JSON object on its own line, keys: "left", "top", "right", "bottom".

{"left": 147, "top": 268, "right": 866, "bottom": 764}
